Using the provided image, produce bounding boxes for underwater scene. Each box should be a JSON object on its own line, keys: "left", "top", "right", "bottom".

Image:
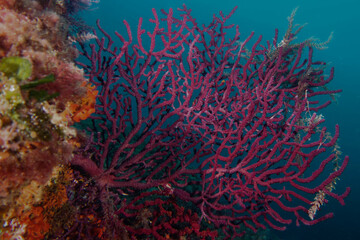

{"left": 0, "top": 0, "right": 359, "bottom": 239}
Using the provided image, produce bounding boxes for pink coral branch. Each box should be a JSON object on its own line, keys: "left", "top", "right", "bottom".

{"left": 74, "top": 4, "right": 349, "bottom": 237}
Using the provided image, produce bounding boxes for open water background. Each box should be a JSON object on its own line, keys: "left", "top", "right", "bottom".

{"left": 81, "top": 0, "right": 360, "bottom": 239}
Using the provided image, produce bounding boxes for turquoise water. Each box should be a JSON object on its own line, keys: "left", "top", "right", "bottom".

{"left": 81, "top": 0, "right": 360, "bottom": 239}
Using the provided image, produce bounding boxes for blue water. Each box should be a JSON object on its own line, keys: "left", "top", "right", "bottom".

{"left": 81, "top": 0, "right": 360, "bottom": 239}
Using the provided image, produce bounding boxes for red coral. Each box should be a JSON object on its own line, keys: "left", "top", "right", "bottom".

{"left": 115, "top": 190, "right": 218, "bottom": 240}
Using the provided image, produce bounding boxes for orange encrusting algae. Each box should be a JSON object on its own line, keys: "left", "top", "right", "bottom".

{"left": 0, "top": 165, "right": 71, "bottom": 239}
{"left": 68, "top": 82, "right": 98, "bottom": 122}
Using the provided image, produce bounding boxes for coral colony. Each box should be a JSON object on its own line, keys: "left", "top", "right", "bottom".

{"left": 0, "top": 1, "right": 350, "bottom": 240}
